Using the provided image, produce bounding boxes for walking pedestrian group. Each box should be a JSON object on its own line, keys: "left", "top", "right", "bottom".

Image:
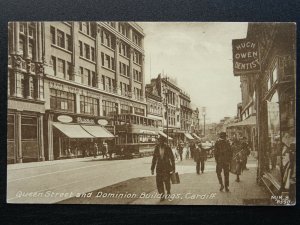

{"left": 150, "top": 131, "right": 252, "bottom": 202}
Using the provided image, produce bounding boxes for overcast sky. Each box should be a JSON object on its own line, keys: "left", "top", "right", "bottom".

{"left": 139, "top": 22, "right": 248, "bottom": 123}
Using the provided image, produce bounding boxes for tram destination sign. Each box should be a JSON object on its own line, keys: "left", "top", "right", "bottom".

{"left": 232, "top": 38, "right": 261, "bottom": 75}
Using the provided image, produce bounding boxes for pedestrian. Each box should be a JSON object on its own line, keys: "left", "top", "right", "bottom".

{"left": 186, "top": 144, "right": 190, "bottom": 159}
{"left": 100, "top": 142, "right": 106, "bottom": 158}
{"left": 189, "top": 141, "right": 195, "bottom": 159}
{"left": 235, "top": 152, "right": 243, "bottom": 182}
{"left": 177, "top": 141, "right": 184, "bottom": 161}
{"left": 214, "top": 132, "right": 233, "bottom": 192}
{"left": 151, "top": 136, "right": 176, "bottom": 202}
{"left": 194, "top": 142, "right": 201, "bottom": 174}
{"left": 241, "top": 137, "right": 250, "bottom": 170}
{"left": 93, "top": 142, "right": 98, "bottom": 158}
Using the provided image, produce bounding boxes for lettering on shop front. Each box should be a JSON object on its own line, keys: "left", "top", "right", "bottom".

{"left": 232, "top": 39, "right": 261, "bottom": 75}
{"left": 76, "top": 117, "right": 95, "bottom": 124}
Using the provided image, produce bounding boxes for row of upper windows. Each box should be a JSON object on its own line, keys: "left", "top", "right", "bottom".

{"left": 50, "top": 25, "right": 143, "bottom": 66}
{"left": 51, "top": 26, "right": 72, "bottom": 51}
{"left": 78, "top": 22, "right": 143, "bottom": 47}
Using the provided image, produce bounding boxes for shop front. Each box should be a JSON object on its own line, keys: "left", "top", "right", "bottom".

{"left": 7, "top": 97, "right": 45, "bottom": 164}
{"left": 45, "top": 112, "right": 114, "bottom": 160}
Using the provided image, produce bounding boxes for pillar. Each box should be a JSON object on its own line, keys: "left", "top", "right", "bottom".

{"left": 114, "top": 38, "right": 120, "bottom": 94}
{"left": 24, "top": 22, "right": 30, "bottom": 60}
{"left": 99, "top": 95, "right": 103, "bottom": 116}
{"left": 76, "top": 93, "right": 80, "bottom": 114}
{"left": 95, "top": 26, "right": 101, "bottom": 88}
{"left": 16, "top": 112, "right": 23, "bottom": 163}
{"left": 141, "top": 54, "right": 145, "bottom": 100}
{"left": 47, "top": 113, "right": 54, "bottom": 161}
{"left": 72, "top": 22, "right": 80, "bottom": 83}
{"left": 129, "top": 47, "right": 134, "bottom": 97}
{"left": 38, "top": 114, "right": 45, "bottom": 161}
{"left": 14, "top": 22, "right": 20, "bottom": 55}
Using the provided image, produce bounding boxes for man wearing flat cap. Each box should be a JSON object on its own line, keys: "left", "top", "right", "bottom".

{"left": 151, "top": 135, "right": 175, "bottom": 201}
{"left": 214, "top": 132, "right": 233, "bottom": 192}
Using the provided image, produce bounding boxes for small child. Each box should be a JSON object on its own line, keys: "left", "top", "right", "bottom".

{"left": 236, "top": 152, "right": 243, "bottom": 182}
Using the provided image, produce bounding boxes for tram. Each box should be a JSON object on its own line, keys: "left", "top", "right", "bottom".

{"left": 113, "top": 114, "right": 162, "bottom": 158}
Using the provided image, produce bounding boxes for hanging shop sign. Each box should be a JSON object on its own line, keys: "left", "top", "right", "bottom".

{"left": 57, "top": 115, "right": 73, "bottom": 123}
{"left": 232, "top": 39, "right": 261, "bottom": 75}
{"left": 97, "top": 119, "right": 108, "bottom": 126}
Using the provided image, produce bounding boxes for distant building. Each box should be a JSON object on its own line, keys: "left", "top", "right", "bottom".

{"left": 146, "top": 74, "right": 195, "bottom": 143}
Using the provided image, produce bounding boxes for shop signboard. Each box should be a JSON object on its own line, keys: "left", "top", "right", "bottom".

{"left": 57, "top": 115, "right": 73, "bottom": 123}
{"left": 232, "top": 39, "right": 261, "bottom": 75}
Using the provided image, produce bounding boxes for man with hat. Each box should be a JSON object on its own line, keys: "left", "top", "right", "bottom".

{"left": 151, "top": 135, "right": 176, "bottom": 201}
{"left": 214, "top": 132, "right": 233, "bottom": 192}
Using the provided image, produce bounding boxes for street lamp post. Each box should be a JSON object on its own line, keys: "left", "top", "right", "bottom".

{"left": 202, "top": 107, "right": 206, "bottom": 137}
{"left": 162, "top": 77, "right": 169, "bottom": 145}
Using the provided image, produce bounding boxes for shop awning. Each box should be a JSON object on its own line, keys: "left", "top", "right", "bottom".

{"left": 192, "top": 133, "right": 201, "bottom": 140}
{"left": 53, "top": 123, "right": 94, "bottom": 138}
{"left": 81, "top": 125, "right": 115, "bottom": 139}
{"left": 227, "top": 116, "right": 256, "bottom": 128}
{"left": 184, "top": 133, "right": 194, "bottom": 140}
{"left": 158, "top": 131, "right": 173, "bottom": 140}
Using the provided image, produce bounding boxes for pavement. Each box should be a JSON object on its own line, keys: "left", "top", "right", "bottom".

{"left": 59, "top": 155, "right": 271, "bottom": 205}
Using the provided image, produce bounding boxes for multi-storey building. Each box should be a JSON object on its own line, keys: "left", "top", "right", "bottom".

{"left": 8, "top": 21, "right": 151, "bottom": 163}
{"left": 8, "top": 22, "right": 46, "bottom": 163}
{"left": 146, "top": 74, "right": 195, "bottom": 144}
{"left": 233, "top": 23, "right": 296, "bottom": 199}
{"left": 179, "top": 90, "right": 194, "bottom": 141}
{"left": 145, "top": 84, "right": 163, "bottom": 127}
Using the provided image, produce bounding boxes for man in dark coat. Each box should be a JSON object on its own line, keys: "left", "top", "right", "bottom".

{"left": 151, "top": 136, "right": 176, "bottom": 201}
{"left": 194, "top": 142, "right": 208, "bottom": 174}
{"left": 214, "top": 132, "right": 233, "bottom": 192}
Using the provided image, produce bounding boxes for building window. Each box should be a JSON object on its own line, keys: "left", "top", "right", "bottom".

{"left": 84, "top": 43, "right": 90, "bottom": 59}
{"left": 102, "top": 100, "right": 118, "bottom": 117}
{"left": 57, "top": 58, "right": 65, "bottom": 76}
{"left": 57, "top": 30, "right": 65, "bottom": 48}
{"left": 134, "top": 107, "right": 144, "bottom": 116}
{"left": 66, "top": 34, "right": 72, "bottom": 51}
{"left": 16, "top": 73, "right": 25, "bottom": 97}
{"left": 19, "top": 38, "right": 24, "bottom": 56}
{"left": 121, "top": 104, "right": 132, "bottom": 114}
{"left": 21, "top": 116, "right": 37, "bottom": 140}
{"left": 50, "top": 26, "right": 56, "bottom": 44}
{"left": 67, "top": 62, "right": 72, "bottom": 80}
{"left": 51, "top": 56, "right": 56, "bottom": 75}
{"left": 80, "top": 95, "right": 99, "bottom": 116}
{"left": 91, "top": 71, "right": 97, "bottom": 87}
{"left": 28, "top": 42, "right": 33, "bottom": 59}
{"left": 82, "top": 68, "right": 90, "bottom": 86}
{"left": 101, "top": 52, "right": 104, "bottom": 66}
{"left": 79, "top": 41, "right": 83, "bottom": 56}
{"left": 91, "top": 47, "right": 95, "bottom": 61}
{"left": 50, "top": 89, "right": 75, "bottom": 112}
{"left": 105, "top": 55, "right": 110, "bottom": 68}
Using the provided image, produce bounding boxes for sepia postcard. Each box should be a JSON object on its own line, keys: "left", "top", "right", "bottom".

{"left": 7, "top": 22, "right": 296, "bottom": 205}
